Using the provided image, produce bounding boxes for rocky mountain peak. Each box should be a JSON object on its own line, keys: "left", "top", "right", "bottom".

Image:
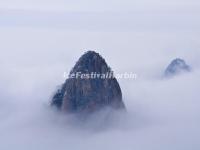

{"left": 51, "top": 51, "right": 125, "bottom": 114}
{"left": 165, "top": 58, "right": 191, "bottom": 77}
{"left": 70, "top": 51, "right": 111, "bottom": 74}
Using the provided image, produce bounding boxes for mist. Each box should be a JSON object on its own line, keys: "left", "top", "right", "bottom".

{"left": 1, "top": 0, "right": 200, "bottom": 150}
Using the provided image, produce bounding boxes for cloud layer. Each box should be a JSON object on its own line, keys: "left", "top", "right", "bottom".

{"left": 0, "top": 0, "right": 200, "bottom": 149}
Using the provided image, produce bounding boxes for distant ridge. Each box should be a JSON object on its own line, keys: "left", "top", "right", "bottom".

{"left": 165, "top": 58, "right": 191, "bottom": 77}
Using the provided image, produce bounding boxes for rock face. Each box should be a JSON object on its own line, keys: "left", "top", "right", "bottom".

{"left": 164, "top": 58, "right": 191, "bottom": 77}
{"left": 51, "top": 51, "right": 125, "bottom": 114}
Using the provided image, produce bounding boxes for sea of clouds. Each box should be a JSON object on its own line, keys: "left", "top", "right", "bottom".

{"left": 0, "top": 0, "right": 200, "bottom": 150}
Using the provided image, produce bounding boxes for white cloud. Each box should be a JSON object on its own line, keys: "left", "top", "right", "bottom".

{"left": 0, "top": 27, "right": 200, "bottom": 149}
{"left": 0, "top": 0, "right": 200, "bottom": 149}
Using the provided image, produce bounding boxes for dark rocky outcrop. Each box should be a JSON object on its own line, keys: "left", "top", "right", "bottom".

{"left": 51, "top": 51, "right": 125, "bottom": 114}
{"left": 164, "top": 58, "right": 191, "bottom": 77}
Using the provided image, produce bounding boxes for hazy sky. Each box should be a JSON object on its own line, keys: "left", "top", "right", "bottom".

{"left": 1, "top": 0, "right": 200, "bottom": 32}
{"left": 0, "top": 0, "right": 200, "bottom": 12}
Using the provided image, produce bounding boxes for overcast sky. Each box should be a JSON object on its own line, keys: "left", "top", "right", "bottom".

{"left": 0, "top": 0, "right": 200, "bottom": 12}
{"left": 1, "top": 0, "right": 200, "bottom": 32}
